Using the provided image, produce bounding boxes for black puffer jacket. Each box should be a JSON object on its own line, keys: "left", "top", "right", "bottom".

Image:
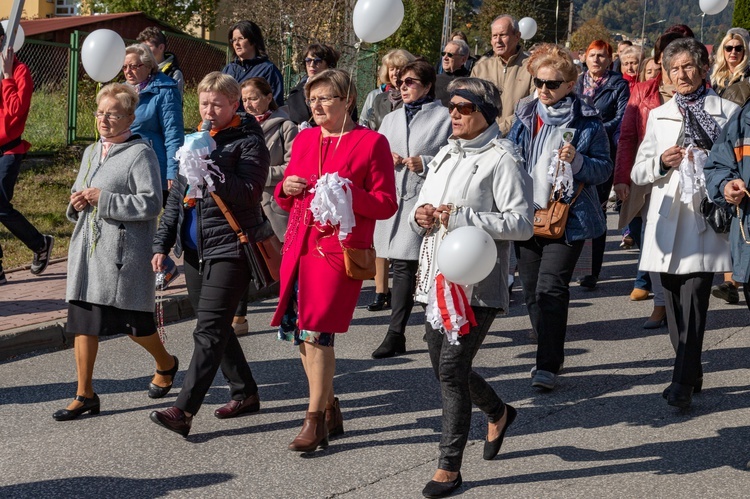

{"left": 153, "top": 115, "right": 270, "bottom": 263}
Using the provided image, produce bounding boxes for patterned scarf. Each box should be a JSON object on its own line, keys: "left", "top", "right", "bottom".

{"left": 583, "top": 71, "right": 609, "bottom": 99}
{"left": 673, "top": 84, "right": 720, "bottom": 149}
{"left": 404, "top": 95, "right": 433, "bottom": 125}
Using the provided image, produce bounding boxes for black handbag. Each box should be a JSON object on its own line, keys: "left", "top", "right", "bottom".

{"left": 700, "top": 196, "right": 733, "bottom": 233}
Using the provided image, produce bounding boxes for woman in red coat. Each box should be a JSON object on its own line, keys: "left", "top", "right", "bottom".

{"left": 271, "top": 69, "right": 397, "bottom": 452}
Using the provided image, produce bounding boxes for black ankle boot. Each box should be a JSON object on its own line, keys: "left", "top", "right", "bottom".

{"left": 372, "top": 331, "right": 406, "bottom": 359}
{"left": 367, "top": 291, "right": 391, "bottom": 312}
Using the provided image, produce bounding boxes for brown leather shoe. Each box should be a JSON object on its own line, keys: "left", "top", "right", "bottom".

{"left": 325, "top": 397, "right": 344, "bottom": 437}
{"left": 288, "top": 411, "right": 328, "bottom": 452}
{"left": 629, "top": 288, "right": 650, "bottom": 301}
{"left": 149, "top": 406, "right": 192, "bottom": 437}
{"left": 214, "top": 393, "right": 260, "bottom": 419}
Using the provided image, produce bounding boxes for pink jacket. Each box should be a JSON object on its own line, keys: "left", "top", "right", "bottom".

{"left": 270, "top": 126, "right": 397, "bottom": 333}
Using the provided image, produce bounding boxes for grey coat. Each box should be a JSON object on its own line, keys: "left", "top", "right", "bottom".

{"left": 260, "top": 109, "right": 298, "bottom": 240}
{"left": 66, "top": 137, "right": 163, "bottom": 312}
{"left": 374, "top": 101, "right": 452, "bottom": 260}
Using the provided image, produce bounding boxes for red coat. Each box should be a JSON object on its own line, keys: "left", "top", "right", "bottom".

{"left": 0, "top": 57, "right": 32, "bottom": 154}
{"left": 270, "top": 126, "right": 397, "bottom": 333}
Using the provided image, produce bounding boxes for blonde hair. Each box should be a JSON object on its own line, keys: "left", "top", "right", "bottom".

{"left": 305, "top": 69, "right": 358, "bottom": 113}
{"left": 712, "top": 31, "right": 749, "bottom": 91}
{"left": 639, "top": 56, "right": 658, "bottom": 82}
{"left": 378, "top": 49, "right": 416, "bottom": 84}
{"left": 526, "top": 43, "right": 557, "bottom": 77}
{"left": 125, "top": 43, "right": 158, "bottom": 74}
{"left": 533, "top": 44, "right": 578, "bottom": 83}
{"left": 97, "top": 83, "right": 139, "bottom": 115}
{"left": 197, "top": 71, "right": 241, "bottom": 103}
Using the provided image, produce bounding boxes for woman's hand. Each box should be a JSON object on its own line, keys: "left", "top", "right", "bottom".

{"left": 70, "top": 191, "right": 89, "bottom": 212}
{"left": 392, "top": 152, "right": 404, "bottom": 166}
{"left": 660, "top": 145, "right": 684, "bottom": 169}
{"left": 283, "top": 175, "right": 308, "bottom": 196}
{"left": 152, "top": 253, "right": 167, "bottom": 273}
{"left": 81, "top": 187, "right": 101, "bottom": 206}
{"left": 433, "top": 204, "right": 452, "bottom": 228}
{"left": 403, "top": 156, "right": 423, "bottom": 173}
{"left": 1, "top": 46, "right": 13, "bottom": 79}
{"left": 613, "top": 183, "right": 630, "bottom": 202}
{"left": 415, "top": 203, "right": 437, "bottom": 229}
{"left": 559, "top": 143, "right": 577, "bottom": 164}
{"left": 724, "top": 179, "right": 747, "bottom": 205}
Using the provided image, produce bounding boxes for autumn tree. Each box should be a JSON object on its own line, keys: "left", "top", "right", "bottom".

{"left": 84, "top": 0, "right": 219, "bottom": 33}
{"left": 569, "top": 18, "right": 613, "bottom": 52}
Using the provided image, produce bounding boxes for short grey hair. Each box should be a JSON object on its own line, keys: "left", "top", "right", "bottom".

{"left": 619, "top": 45, "right": 642, "bottom": 61}
{"left": 447, "top": 77, "right": 502, "bottom": 115}
{"left": 125, "top": 43, "right": 158, "bottom": 74}
{"left": 491, "top": 15, "right": 520, "bottom": 35}
{"left": 445, "top": 39, "right": 470, "bottom": 57}
{"left": 662, "top": 38, "right": 709, "bottom": 76}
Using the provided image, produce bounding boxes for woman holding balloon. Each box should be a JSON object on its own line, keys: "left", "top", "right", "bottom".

{"left": 411, "top": 77, "right": 533, "bottom": 498}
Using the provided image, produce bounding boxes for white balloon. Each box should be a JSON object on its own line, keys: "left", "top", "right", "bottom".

{"left": 700, "top": 0, "right": 729, "bottom": 15}
{"left": 518, "top": 17, "right": 538, "bottom": 40}
{"left": 1, "top": 21, "right": 25, "bottom": 52}
{"left": 353, "top": 0, "right": 405, "bottom": 43}
{"left": 437, "top": 226, "right": 498, "bottom": 286}
{"left": 81, "top": 29, "right": 126, "bottom": 83}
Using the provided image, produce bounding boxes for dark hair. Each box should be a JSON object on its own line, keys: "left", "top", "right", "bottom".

{"left": 618, "top": 40, "right": 633, "bottom": 47}
{"left": 228, "top": 20, "right": 267, "bottom": 58}
{"left": 654, "top": 27, "right": 694, "bottom": 64}
{"left": 0, "top": 24, "right": 5, "bottom": 38}
{"left": 400, "top": 60, "right": 437, "bottom": 98}
{"left": 137, "top": 27, "right": 167, "bottom": 48}
{"left": 451, "top": 30, "right": 468, "bottom": 43}
{"left": 665, "top": 24, "right": 695, "bottom": 38}
{"left": 301, "top": 43, "right": 340, "bottom": 71}
{"left": 240, "top": 77, "right": 279, "bottom": 111}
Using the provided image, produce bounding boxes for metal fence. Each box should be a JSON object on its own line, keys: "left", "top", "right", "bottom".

{"left": 18, "top": 30, "right": 378, "bottom": 154}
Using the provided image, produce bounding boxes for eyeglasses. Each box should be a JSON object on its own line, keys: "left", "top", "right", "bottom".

{"left": 305, "top": 95, "right": 341, "bottom": 106}
{"left": 448, "top": 102, "right": 478, "bottom": 115}
{"left": 122, "top": 64, "right": 144, "bottom": 72}
{"left": 94, "top": 112, "right": 127, "bottom": 121}
{"left": 230, "top": 36, "right": 247, "bottom": 44}
{"left": 305, "top": 57, "right": 324, "bottom": 65}
{"left": 441, "top": 51, "right": 456, "bottom": 58}
{"left": 533, "top": 77, "right": 565, "bottom": 90}
{"left": 397, "top": 77, "right": 422, "bottom": 88}
{"left": 725, "top": 45, "right": 744, "bottom": 53}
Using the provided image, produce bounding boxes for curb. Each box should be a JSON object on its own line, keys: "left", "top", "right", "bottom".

{"left": 0, "top": 281, "right": 280, "bottom": 362}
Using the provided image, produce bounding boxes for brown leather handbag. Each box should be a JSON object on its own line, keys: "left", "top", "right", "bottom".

{"left": 341, "top": 245, "right": 376, "bottom": 280}
{"left": 533, "top": 184, "right": 584, "bottom": 239}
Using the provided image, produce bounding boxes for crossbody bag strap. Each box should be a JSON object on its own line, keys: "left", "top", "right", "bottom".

{"left": 210, "top": 192, "right": 249, "bottom": 244}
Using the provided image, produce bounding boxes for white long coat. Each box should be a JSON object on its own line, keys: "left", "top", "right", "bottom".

{"left": 631, "top": 91, "right": 738, "bottom": 275}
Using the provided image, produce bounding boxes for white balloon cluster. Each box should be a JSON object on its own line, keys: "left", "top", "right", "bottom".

{"left": 81, "top": 29, "right": 126, "bottom": 83}
{"left": 353, "top": 0, "right": 405, "bottom": 43}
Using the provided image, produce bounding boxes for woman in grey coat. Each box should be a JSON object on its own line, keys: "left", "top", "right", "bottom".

{"left": 371, "top": 60, "right": 452, "bottom": 359}
{"left": 54, "top": 83, "right": 178, "bottom": 421}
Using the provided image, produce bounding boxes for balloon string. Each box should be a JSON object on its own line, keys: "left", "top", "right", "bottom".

{"left": 334, "top": 40, "right": 360, "bottom": 152}
{"left": 94, "top": 81, "right": 101, "bottom": 142}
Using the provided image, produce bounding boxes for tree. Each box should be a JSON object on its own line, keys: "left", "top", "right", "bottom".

{"left": 733, "top": 0, "right": 750, "bottom": 30}
{"left": 84, "top": 0, "right": 218, "bottom": 33}
{"left": 569, "top": 18, "right": 613, "bottom": 51}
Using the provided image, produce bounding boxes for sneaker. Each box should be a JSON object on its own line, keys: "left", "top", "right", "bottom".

{"left": 532, "top": 370, "right": 557, "bottom": 390}
{"left": 531, "top": 362, "right": 563, "bottom": 377}
{"left": 30, "top": 235, "right": 54, "bottom": 275}
{"left": 155, "top": 259, "right": 180, "bottom": 291}
{"left": 711, "top": 281, "right": 740, "bottom": 304}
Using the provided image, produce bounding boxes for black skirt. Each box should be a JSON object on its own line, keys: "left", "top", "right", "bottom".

{"left": 66, "top": 301, "right": 157, "bottom": 337}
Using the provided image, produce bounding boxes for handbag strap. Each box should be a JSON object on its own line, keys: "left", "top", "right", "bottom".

{"left": 210, "top": 192, "right": 249, "bottom": 245}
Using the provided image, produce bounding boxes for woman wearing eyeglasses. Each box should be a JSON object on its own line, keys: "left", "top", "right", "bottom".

{"left": 411, "top": 77, "right": 533, "bottom": 498}
{"left": 286, "top": 44, "right": 342, "bottom": 127}
{"left": 507, "top": 44, "right": 612, "bottom": 391}
{"left": 222, "top": 20, "right": 284, "bottom": 109}
{"left": 272, "top": 69, "right": 397, "bottom": 452}
{"left": 370, "top": 60, "right": 452, "bottom": 359}
{"left": 54, "top": 83, "right": 177, "bottom": 421}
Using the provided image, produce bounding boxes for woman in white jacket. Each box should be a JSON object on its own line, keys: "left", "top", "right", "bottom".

{"left": 410, "top": 77, "right": 533, "bottom": 498}
{"left": 371, "top": 60, "right": 452, "bottom": 359}
{"left": 631, "top": 38, "right": 738, "bottom": 409}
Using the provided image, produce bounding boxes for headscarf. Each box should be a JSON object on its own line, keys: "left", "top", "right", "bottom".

{"left": 449, "top": 88, "right": 499, "bottom": 125}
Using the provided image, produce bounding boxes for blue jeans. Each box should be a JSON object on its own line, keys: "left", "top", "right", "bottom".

{"left": 629, "top": 216, "right": 652, "bottom": 291}
{"left": 0, "top": 153, "right": 44, "bottom": 260}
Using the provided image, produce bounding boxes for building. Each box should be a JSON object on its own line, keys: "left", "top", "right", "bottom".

{"left": 0, "top": 0, "right": 78, "bottom": 19}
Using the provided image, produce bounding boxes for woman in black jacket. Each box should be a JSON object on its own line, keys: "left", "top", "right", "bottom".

{"left": 149, "top": 72, "right": 270, "bottom": 437}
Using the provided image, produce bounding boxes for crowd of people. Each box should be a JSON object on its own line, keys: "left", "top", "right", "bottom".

{"left": 0, "top": 13, "right": 745, "bottom": 499}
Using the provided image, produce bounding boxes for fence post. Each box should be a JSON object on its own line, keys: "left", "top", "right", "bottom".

{"left": 67, "top": 30, "right": 80, "bottom": 145}
{"left": 284, "top": 31, "right": 293, "bottom": 97}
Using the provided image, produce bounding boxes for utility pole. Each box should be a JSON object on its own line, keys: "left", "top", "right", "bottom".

{"left": 440, "top": 0, "right": 455, "bottom": 52}
{"left": 3, "top": 0, "right": 25, "bottom": 51}
{"left": 567, "top": 1, "right": 574, "bottom": 47}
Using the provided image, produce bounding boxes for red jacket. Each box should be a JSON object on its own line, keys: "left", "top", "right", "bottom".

{"left": 614, "top": 77, "right": 661, "bottom": 185}
{"left": 0, "top": 57, "right": 32, "bottom": 155}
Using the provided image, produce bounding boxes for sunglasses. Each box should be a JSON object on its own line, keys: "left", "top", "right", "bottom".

{"left": 448, "top": 102, "right": 478, "bottom": 115}
{"left": 533, "top": 77, "right": 565, "bottom": 90}
{"left": 441, "top": 51, "right": 456, "bottom": 58}
{"left": 725, "top": 45, "right": 744, "bottom": 53}
{"left": 304, "top": 57, "right": 324, "bottom": 65}
{"left": 397, "top": 77, "right": 422, "bottom": 88}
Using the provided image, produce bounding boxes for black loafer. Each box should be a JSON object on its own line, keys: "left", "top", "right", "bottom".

{"left": 662, "top": 377, "right": 702, "bottom": 399}
{"left": 422, "top": 472, "right": 462, "bottom": 498}
{"left": 148, "top": 355, "right": 179, "bottom": 399}
{"left": 483, "top": 404, "right": 517, "bottom": 460}
{"left": 667, "top": 383, "right": 694, "bottom": 409}
{"left": 53, "top": 394, "right": 100, "bottom": 421}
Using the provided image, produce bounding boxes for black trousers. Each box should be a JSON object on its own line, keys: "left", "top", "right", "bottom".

{"left": 0, "top": 153, "right": 44, "bottom": 259}
{"left": 590, "top": 173, "right": 614, "bottom": 278}
{"left": 660, "top": 272, "right": 712, "bottom": 387}
{"left": 426, "top": 306, "right": 504, "bottom": 472}
{"left": 388, "top": 258, "right": 419, "bottom": 335}
{"left": 516, "top": 236, "right": 585, "bottom": 373}
{"left": 177, "top": 249, "right": 258, "bottom": 415}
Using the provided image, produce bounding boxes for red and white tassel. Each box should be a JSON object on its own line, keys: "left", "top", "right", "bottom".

{"left": 426, "top": 272, "right": 477, "bottom": 345}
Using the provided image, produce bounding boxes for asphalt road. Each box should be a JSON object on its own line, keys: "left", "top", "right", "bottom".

{"left": 1, "top": 236, "right": 750, "bottom": 498}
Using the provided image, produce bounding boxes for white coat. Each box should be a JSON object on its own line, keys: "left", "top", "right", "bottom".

{"left": 631, "top": 91, "right": 738, "bottom": 275}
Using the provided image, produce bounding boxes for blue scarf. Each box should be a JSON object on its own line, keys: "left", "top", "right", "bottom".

{"left": 404, "top": 95, "right": 433, "bottom": 124}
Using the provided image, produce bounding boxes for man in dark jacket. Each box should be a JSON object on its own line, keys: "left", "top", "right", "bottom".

{"left": 137, "top": 27, "right": 184, "bottom": 99}
{"left": 435, "top": 39, "right": 471, "bottom": 107}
